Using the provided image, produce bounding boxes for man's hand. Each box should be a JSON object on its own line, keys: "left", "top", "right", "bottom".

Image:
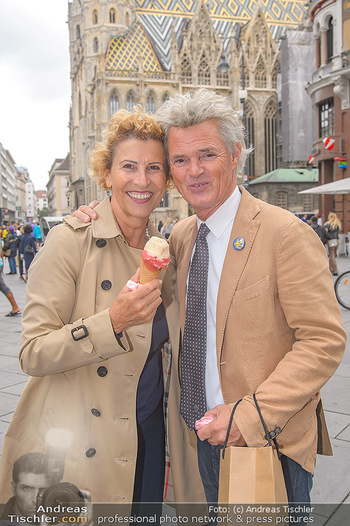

{"left": 196, "top": 404, "right": 247, "bottom": 447}
{"left": 72, "top": 201, "right": 100, "bottom": 222}
{"left": 109, "top": 269, "right": 162, "bottom": 333}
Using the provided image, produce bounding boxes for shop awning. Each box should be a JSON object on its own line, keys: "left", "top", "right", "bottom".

{"left": 299, "top": 177, "right": 350, "bottom": 195}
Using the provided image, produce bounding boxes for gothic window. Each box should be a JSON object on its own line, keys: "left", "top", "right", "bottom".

{"left": 146, "top": 91, "right": 156, "bottom": 114}
{"left": 181, "top": 55, "right": 192, "bottom": 83}
{"left": 327, "top": 17, "right": 333, "bottom": 62}
{"left": 319, "top": 98, "right": 334, "bottom": 138}
{"left": 126, "top": 90, "right": 136, "bottom": 111}
{"left": 162, "top": 92, "right": 170, "bottom": 103}
{"left": 276, "top": 192, "right": 288, "bottom": 209}
{"left": 93, "top": 38, "right": 99, "bottom": 53}
{"left": 109, "top": 9, "right": 116, "bottom": 24}
{"left": 264, "top": 100, "right": 277, "bottom": 173}
{"left": 110, "top": 91, "right": 119, "bottom": 116}
{"left": 271, "top": 68, "right": 277, "bottom": 90}
{"left": 93, "top": 10, "right": 98, "bottom": 24}
{"left": 198, "top": 53, "right": 210, "bottom": 85}
{"left": 126, "top": 12, "right": 130, "bottom": 27}
{"left": 76, "top": 25, "right": 81, "bottom": 40}
{"left": 245, "top": 101, "right": 255, "bottom": 179}
{"left": 216, "top": 68, "right": 228, "bottom": 87}
{"left": 255, "top": 58, "right": 267, "bottom": 88}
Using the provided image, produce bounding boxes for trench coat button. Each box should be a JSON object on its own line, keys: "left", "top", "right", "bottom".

{"left": 96, "top": 239, "right": 106, "bottom": 248}
{"left": 97, "top": 366, "right": 108, "bottom": 377}
{"left": 86, "top": 448, "right": 96, "bottom": 458}
{"left": 101, "top": 280, "right": 112, "bottom": 290}
{"left": 91, "top": 408, "right": 101, "bottom": 417}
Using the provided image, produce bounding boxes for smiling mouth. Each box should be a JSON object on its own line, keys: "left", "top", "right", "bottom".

{"left": 189, "top": 182, "right": 209, "bottom": 190}
{"left": 127, "top": 192, "right": 153, "bottom": 201}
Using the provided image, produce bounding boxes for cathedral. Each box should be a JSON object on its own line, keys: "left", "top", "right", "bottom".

{"left": 68, "top": 0, "right": 308, "bottom": 220}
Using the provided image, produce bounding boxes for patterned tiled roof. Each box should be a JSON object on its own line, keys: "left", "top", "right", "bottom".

{"left": 106, "top": 20, "right": 163, "bottom": 72}
{"left": 107, "top": 1, "right": 307, "bottom": 72}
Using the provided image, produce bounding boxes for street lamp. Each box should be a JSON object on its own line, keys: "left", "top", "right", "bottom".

{"left": 218, "top": 36, "right": 247, "bottom": 133}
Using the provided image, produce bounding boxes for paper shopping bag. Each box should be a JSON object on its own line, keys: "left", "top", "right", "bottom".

{"left": 218, "top": 444, "right": 288, "bottom": 503}
{"left": 218, "top": 395, "right": 288, "bottom": 504}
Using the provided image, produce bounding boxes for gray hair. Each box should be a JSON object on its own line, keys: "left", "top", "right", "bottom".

{"left": 156, "top": 89, "right": 251, "bottom": 176}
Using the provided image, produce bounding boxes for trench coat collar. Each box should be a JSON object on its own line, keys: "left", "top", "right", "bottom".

{"left": 91, "top": 197, "right": 159, "bottom": 240}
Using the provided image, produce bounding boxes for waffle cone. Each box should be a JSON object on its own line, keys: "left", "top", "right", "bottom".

{"left": 140, "top": 259, "right": 161, "bottom": 284}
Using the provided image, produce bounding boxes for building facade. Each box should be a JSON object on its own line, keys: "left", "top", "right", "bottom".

{"left": 0, "top": 143, "right": 17, "bottom": 225}
{"left": 67, "top": 0, "right": 310, "bottom": 220}
{"left": 307, "top": 0, "right": 350, "bottom": 232}
{"left": 248, "top": 167, "right": 319, "bottom": 215}
{"left": 47, "top": 155, "right": 72, "bottom": 217}
{"left": 36, "top": 190, "right": 49, "bottom": 214}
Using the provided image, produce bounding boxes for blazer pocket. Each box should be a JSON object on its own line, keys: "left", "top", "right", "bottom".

{"left": 232, "top": 276, "right": 270, "bottom": 303}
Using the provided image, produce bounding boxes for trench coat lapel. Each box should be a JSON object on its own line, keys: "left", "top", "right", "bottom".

{"left": 216, "top": 188, "right": 261, "bottom": 358}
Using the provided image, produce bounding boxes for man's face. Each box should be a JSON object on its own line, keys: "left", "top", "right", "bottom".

{"left": 11, "top": 472, "right": 48, "bottom": 517}
{"left": 168, "top": 120, "right": 240, "bottom": 221}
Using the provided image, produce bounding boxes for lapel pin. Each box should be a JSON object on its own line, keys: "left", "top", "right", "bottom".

{"left": 233, "top": 237, "right": 245, "bottom": 250}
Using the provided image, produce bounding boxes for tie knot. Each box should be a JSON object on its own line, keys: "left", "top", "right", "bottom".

{"left": 197, "top": 223, "right": 210, "bottom": 241}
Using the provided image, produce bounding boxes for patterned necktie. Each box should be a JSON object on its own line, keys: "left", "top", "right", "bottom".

{"left": 180, "top": 222, "right": 210, "bottom": 430}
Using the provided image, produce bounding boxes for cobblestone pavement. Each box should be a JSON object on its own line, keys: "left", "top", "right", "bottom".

{"left": 1, "top": 255, "right": 350, "bottom": 517}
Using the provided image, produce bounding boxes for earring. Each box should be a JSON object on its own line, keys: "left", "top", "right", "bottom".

{"left": 107, "top": 186, "right": 112, "bottom": 197}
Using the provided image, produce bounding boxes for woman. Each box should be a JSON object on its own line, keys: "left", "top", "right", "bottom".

{"left": 0, "top": 109, "right": 204, "bottom": 506}
{"left": 325, "top": 212, "right": 341, "bottom": 275}
{"left": 19, "top": 224, "right": 37, "bottom": 280}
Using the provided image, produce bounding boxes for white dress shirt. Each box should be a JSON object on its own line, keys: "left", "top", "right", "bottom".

{"left": 188, "top": 186, "right": 242, "bottom": 410}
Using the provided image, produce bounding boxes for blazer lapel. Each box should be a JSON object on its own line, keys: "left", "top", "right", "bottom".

{"left": 216, "top": 188, "right": 261, "bottom": 357}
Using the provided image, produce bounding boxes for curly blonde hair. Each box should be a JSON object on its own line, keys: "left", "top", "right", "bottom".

{"left": 89, "top": 107, "right": 171, "bottom": 191}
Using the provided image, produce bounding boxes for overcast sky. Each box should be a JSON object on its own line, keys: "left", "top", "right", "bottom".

{"left": 0, "top": 0, "right": 71, "bottom": 190}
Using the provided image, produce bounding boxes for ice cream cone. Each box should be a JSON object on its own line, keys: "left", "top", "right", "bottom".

{"left": 140, "top": 259, "right": 161, "bottom": 284}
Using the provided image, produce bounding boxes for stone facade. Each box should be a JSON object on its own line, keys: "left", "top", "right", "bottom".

{"left": 307, "top": 0, "right": 350, "bottom": 232}
{"left": 67, "top": 0, "right": 309, "bottom": 221}
{"left": 47, "top": 155, "right": 72, "bottom": 217}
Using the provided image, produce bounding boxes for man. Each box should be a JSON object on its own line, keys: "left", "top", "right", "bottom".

{"left": 74, "top": 89, "right": 346, "bottom": 505}
{"left": 1, "top": 453, "right": 48, "bottom": 519}
{"left": 310, "top": 215, "right": 326, "bottom": 244}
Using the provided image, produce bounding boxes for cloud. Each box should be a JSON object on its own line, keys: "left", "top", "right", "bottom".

{"left": 0, "top": 0, "right": 71, "bottom": 189}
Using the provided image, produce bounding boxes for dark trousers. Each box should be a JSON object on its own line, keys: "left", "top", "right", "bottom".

{"left": 132, "top": 401, "right": 165, "bottom": 522}
{"left": 197, "top": 436, "right": 313, "bottom": 504}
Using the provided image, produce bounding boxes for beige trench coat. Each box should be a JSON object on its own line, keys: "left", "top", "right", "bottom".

{"left": 0, "top": 198, "right": 205, "bottom": 504}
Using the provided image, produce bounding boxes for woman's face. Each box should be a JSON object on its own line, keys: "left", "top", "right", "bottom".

{"left": 105, "top": 138, "right": 167, "bottom": 223}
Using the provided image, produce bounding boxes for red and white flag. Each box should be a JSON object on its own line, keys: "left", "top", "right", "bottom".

{"left": 308, "top": 154, "right": 314, "bottom": 164}
{"left": 323, "top": 137, "right": 335, "bottom": 151}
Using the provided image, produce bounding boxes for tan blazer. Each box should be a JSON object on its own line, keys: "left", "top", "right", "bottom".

{"left": 0, "top": 198, "right": 205, "bottom": 504}
{"left": 170, "top": 187, "right": 346, "bottom": 474}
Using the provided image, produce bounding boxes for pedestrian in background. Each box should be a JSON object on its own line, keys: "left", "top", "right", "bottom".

{"left": 4, "top": 225, "right": 17, "bottom": 275}
{"left": 161, "top": 217, "right": 173, "bottom": 239}
{"left": 325, "top": 212, "right": 341, "bottom": 276}
{"left": 0, "top": 253, "right": 21, "bottom": 317}
{"left": 310, "top": 215, "right": 326, "bottom": 245}
{"left": 19, "top": 224, "right": 37, "bottom": 281}
{"left": 33, "top": 222, "right": 43, "bottom": 249}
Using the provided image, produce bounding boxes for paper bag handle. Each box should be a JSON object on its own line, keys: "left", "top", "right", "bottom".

{"left": 221, "top": 395, "right": 281, "bottom": 460}
{"left": 222, "top": 399, "right": 242, "bottom": 459}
